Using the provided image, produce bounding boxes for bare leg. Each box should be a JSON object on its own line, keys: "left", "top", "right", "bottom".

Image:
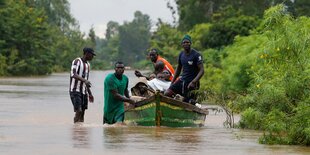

{"left": 74, "top": 111, "right": 82, "bottom": 123}
{"left": 164, "top": 89, "right": 175, "bottom": 97}
{"left": 79, "top": 110, "right": 85, "bottom": 122}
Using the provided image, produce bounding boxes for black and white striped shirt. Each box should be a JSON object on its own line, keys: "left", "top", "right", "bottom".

{"left": 69, "top": 58, "right": 90, "bottom": 94}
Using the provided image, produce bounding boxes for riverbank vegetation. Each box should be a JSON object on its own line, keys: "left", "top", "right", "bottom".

{"left": 0, "top": 0, "right": 309, "bottom": 145}
{"left": 199, "top": 5, "right": 310, "bottom": 145}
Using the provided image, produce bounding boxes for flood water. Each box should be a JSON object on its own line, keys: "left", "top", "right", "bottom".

{"left": 0, "top": 70, "right": 309, "bottom": 155}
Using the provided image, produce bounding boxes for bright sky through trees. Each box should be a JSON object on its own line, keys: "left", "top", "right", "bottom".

{"left": 68, "top": 0, "right": 177, "bottom": 38}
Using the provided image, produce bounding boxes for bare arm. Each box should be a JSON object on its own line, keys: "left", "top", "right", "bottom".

{"left": 124, "top": 81, "right": 130, "bottom": 98}
{"left": 72, "top": 73, "right": 93, "bottom": 102}
{"left": 72, "top": 74, "right": 91, "bottom": 87}
{"left": 86, "top": 87, "right": 94, "bottom": 102}
{"left": 154, "top": 61, "right": 164, "bottom": 74}
{"left": 134, "top": 70, "right": 150, "bottom": 80}
{"left": 171, "top": 64, "right": 182, "bottom": 83}
{"left": 71, "top": 60, "right": 93, "bottom": 102}
{"left": 71, "top": 60, "right": 92, "bottom": 87}
{"left": 192, "top": 63, "right": 204, "bottom": 83}
{"left": 111, "top": 89, "right": 135, "bottom": 104}
{"left": 188, "top": 63, "right": 204, "bottom": 89}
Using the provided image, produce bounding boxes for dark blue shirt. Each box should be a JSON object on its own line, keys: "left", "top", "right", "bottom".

{"left": 178, "top": 49, "right": 203, "bottom": 82}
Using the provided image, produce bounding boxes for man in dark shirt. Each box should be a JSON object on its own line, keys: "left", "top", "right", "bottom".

{"left": 164, "top": 35, "right": 204, "bottom": 104}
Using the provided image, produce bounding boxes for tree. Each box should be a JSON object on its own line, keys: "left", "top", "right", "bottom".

{"left": 174, "top": 0, "right": 310, "bottom": 31}
{"left": 105, "top": 21, "right": 119, "bottom": 40}
{"left": 0, "top": 0, "right": 55, "bottom": 75}
{"left": 176, "top": 0, "right": 218, "bottom": 31}
{"left": 203, "top": 15, "right": 259, "bottom": 49}
{"left": 150, "top": 22, "right": 182, "bottom": 65}
{"left": 118, "top": 11, "right": 151, "bottom": 66}
{"left": 0, "top": 0, "right": 85, "bottom": 75}
{"left": 31, "top": 0, "right": 76, "bottom": 31}
{"left": 87, "top": 26, "right": 96, "bottom": 48}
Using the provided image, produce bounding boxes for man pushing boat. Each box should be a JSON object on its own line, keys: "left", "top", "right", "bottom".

{"left": 103, "top": 61, "right": 135, "bottom": 125}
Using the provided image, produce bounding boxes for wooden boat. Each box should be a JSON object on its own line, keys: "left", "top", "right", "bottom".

{"left": 124, "top": 92, "right": 209, "bottom": 127}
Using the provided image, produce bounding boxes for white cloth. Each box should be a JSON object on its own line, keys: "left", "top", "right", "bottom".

{"left": 147, "top": 78, "right": 171, "bottom": 92}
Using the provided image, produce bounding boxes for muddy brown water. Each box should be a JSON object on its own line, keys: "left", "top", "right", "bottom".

{"left": 0, "top": 70, "right": 309, "bottom": 155}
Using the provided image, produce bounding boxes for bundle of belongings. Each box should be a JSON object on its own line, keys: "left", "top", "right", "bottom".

{"left": 130, "top": 77, "right": 185, "bottom": 102}
{"left": 130, "top": 77, "right": 154, "bottom": 102}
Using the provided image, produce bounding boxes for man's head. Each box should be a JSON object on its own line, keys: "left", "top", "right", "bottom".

{"left": 181, "top": 34, "right": 192, "bottom": 51}
{"left": 83, "top": 47, "right": 96, "bottom": 61}
{"left": 149, "top": 48, "right": 159, "bottom": 63}
{"left": 162, "top": 70, "right": 171, "bottom": 81}
{"left": 114, "top": 61, "right": 125, "bottom": 76}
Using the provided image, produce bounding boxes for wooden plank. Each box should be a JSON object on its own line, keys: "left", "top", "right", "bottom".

{"left": 159, "top": 94, "right": 209, "bottom": 115}
{"left": 125, "top": 95, "right": 156, "bottom": 111}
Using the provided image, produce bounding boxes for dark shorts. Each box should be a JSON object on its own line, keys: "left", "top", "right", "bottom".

{"left": 70, "top": 92, "right": 88, "bottom": 112}
{"left": 168, "top": 79, "right": 199, "bottom": 103}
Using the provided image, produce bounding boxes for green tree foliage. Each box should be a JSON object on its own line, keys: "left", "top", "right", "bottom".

{"left": 105, "top": 21, "right": 119, "bottom": 40}
{"left": 89, "top": 21, "right": 120, "bottom": 70}
{"left": 221, "top": 35, "right": 267, "bottom": 94}
{"left": 149, "top": 1, "right": 310, "bottom": 146}
{"left": 176, "top": 0, "right": 216, "bottom": 31}
{"left": 31, "top": 0, "right": 76, "bottom": 31}
{"left": 150, "top": 22, "right": 183, "bottom": 65}
{"left": 175, "top": 0, "right": 310, "bottom": 31}
{"left": 118, "top": 11, "right": 151, "bottom": 66}
{"left": 0, "top": 0, "right": 54, "bottom": 75}
{"left": 188, "top": 23, "right": 212, "bottom": 50}
{"left": 290, "top": 0, "right": 310, "bottom": 17}
{"left": 91, "top": 12, "right": 152, "bottom": 69}
{"left": 87, "top": 27, "right": 96, "bottom": 48}
{"left": 232, "top": 5, "right": 310, "bottom": 145}
{"left": 203, "top": 15, "right": 259, "bottom": 49}
{"left": 0, "top": 0, "right": 85, "bottom": 76}
{"left": 195, "top": 4, "right": 309, "bottom": 145}
{"left": 32, "top": 0, "right": 85, "bottom": 72}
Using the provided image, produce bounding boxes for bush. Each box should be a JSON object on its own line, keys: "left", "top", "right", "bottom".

{"left": 239, "top": 107, "right": 263, "bottom": 129}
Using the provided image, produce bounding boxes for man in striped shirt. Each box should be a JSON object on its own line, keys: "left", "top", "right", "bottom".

{"left": 69, "top": 47, "right": 95, "bottom": 123}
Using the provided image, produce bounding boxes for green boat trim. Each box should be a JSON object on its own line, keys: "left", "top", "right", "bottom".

{"left": 124, "top": 92, "right": 209, "bottom": 127}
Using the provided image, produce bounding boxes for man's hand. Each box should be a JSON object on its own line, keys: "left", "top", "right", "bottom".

{"left": 134, "top": 70, "right": 143, "bottom": 77}
{"left": 128, "top": 98, "right": 135, "bottom": 104}
{"left": 89, "top": 95, "right": 94, "bottom": 103}
{"left": 188, "top": 81, "right": 196, "bottom": 89}
{"left": 85, "top": 80, "right": 92, "bottom": 88}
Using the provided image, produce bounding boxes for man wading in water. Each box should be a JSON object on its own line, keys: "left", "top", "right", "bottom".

{"left": 69, "top": 47, "right": 95, "bottom": 123}
{"left": 103, "top": 61, "right": 135, "bottom": 125}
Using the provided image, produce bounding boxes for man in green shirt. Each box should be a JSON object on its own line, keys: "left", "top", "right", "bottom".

{"left": 103, "top": 61, "right": 135, "bottom": 125}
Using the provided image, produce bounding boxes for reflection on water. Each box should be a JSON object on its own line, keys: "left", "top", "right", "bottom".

{"left": 72, "top": 124, "right": 91, "bottom": 148}
{"left": 1, "top": 71, "right": 310, "bottom": 155}
{"left": 103, "top": 127, "right": 127, "bottom": 150}
{"left": 102, "top": 127, "right": 204, "bottom": 154}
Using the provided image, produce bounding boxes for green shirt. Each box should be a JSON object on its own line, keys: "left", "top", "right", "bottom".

{"left": 103, "top": 73, "right": 129, "bottom": 124}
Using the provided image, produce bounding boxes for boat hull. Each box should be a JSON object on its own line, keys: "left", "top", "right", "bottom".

{"left": 124, "top": 93, "right": 208, "bottom": 127}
